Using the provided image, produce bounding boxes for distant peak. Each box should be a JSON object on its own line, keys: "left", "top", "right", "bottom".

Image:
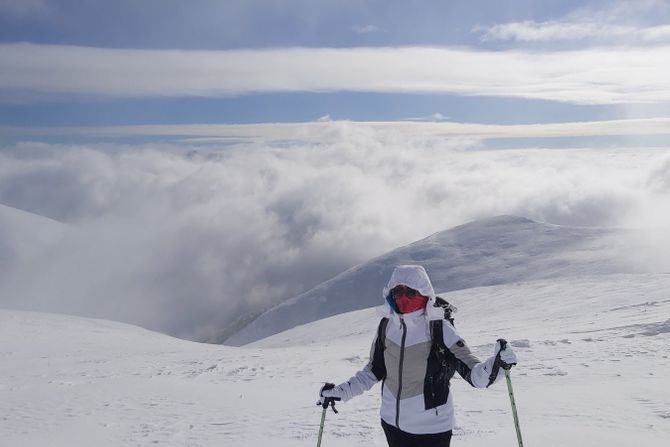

{"left": 447, "top": 215, "right": 537, "bottom": 232}
{"left": 0, "top": 202, "right": 67, "bottom": 226}
{"left": 481, "top": 215, "right": 537, "bottom": 225}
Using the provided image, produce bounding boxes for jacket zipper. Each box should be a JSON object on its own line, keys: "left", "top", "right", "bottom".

{"left": 395, "top": 318, "right": 407, "bottom": 429}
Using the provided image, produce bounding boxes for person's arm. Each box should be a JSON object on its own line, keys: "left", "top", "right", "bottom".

{"left": 319, "top": 329, "right": 384, "bottom": 402}
{"left": 442, "top": 322, "right": 517, "bottom": 388}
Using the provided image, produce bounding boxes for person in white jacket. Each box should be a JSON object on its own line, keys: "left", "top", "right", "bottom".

{"left": 317, "top": 265, "right": 518, "bottom": 447}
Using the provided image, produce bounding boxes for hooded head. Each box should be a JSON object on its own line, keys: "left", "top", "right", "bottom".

{"left": 381, "top": 265, "right": 443, "bottom": 320}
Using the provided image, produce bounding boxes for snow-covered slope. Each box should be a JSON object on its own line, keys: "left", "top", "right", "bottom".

{"left": 2, "top": 273, "right": 669, "bottom": 446}
{"left": 0, "top": 203, "right": 67, "bottom": 269}
{"left": 227, "top": 216, "right": 639, "bottom": 345}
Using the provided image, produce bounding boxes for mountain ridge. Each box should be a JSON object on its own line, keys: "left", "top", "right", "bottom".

{"left": 226, "top": 215, "right": 637, "bottom": 345}
{"left": 0, "top": 202, "right": 68, "bottom": 268}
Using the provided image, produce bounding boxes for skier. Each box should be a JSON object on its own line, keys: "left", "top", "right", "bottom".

{"left": 317, "top": 264, "right": 518, "bottom": 447}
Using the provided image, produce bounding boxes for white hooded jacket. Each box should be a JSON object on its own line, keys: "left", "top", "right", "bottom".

{"left": 330, "top": 265, "right": 503, "bottom": 435}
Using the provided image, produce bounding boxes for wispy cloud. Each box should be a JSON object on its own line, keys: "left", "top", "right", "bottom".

{"left": 2, "top": 43, "right": 670, "bottom": 105}
{"left": 475, "top": 0, "right": 670, "bottom": 45}
{"left": 477, "top": 21, "right": 670, "bottom": 44}
{"left": 404, "top": 112, "right": 451, "bottom": 122}
{"left": 0, "top": 0, "right": 51, "bottom": 17}
{"left": 352, "top": 24, "right": 384, "bottom": 34}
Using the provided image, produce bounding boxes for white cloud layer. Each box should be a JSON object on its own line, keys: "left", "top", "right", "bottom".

{"left": 1, "top": 122, "right": 670, "bottom": 342}
{"left": 4, "top": 117, "right": 670, "bottom": 141}
{"left": 2, "top": 43, "right": 670, "bottom": 104}
{"left": 477, "top": 21, "right": 670, "bottom": 44}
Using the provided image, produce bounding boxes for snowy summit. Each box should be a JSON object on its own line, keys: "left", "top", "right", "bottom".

{"left": 228, "top": 215, "right": 640, "bottom": 345}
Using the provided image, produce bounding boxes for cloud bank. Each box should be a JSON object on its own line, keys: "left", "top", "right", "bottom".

{"left": 2, "top": 43, "right": 670, "bottom": 104}
{"left": 1, "top": 123, "right": 669, "bottom": 342}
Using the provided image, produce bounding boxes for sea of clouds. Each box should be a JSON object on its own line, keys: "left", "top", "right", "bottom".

{"left": 1, "top": 122, "right": 669, "bottom": 342}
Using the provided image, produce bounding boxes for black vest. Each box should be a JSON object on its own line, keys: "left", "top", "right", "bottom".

{"left": 372, "top": 318, "right": 457, "bottom": 410}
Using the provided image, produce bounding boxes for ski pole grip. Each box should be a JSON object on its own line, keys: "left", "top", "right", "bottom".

{"left": 487, "top": 338, "right": 508, "bottom": 386}
{"left": 497, "top": 338, "right": 513, "bottom": 370}
{"left": 497, "top": 338, "right": 508, "bottom": 351}
{"left": 319, "top": 383, "right": 339, "bottom": 412}
{"left": 320, "top": 383, "right": 335, "bottom": 409}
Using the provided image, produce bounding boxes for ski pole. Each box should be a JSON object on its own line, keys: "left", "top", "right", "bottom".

{"left": 504, "top": 368, "right": 524, "bottom": 447}
{"left": 316, "top": 406, "right": 328, "bottom": 447}
{"left": 316, "top": 383, "right": 338, "bottom": 447}
{"left": 495, "top": 339, "right": 523, "bottom": 447}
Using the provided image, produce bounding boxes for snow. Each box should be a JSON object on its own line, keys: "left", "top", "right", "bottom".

{"left": 2, "top": 273, "right": 670, "bottom": 446}
{"left": 0, "top": 203, "right": 67, "bottom": 267}
{"left": 228, "top": 216, "right": 644, "bottom": 345}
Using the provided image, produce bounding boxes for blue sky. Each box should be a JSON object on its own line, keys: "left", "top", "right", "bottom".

{"left": 0, "top": 0, "right": 589, "bottom": 49}
{"left": 1, "top": 0, "right": 670, "bottom": 132}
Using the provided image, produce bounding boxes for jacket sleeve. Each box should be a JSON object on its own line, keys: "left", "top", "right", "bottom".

{"left": 331, "top": 331, "right": 384, "bottom": 402}
{"left": 442, "top": 322, "right": 503, "bottom": 388}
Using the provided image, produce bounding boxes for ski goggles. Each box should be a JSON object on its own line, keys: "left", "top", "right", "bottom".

{"left": 391, "top": 285, "right": 421, "bottom": 298}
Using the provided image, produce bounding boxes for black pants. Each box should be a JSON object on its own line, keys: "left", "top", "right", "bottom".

{"left": 381, "top": 419, "right": 452, "bottom": 447}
